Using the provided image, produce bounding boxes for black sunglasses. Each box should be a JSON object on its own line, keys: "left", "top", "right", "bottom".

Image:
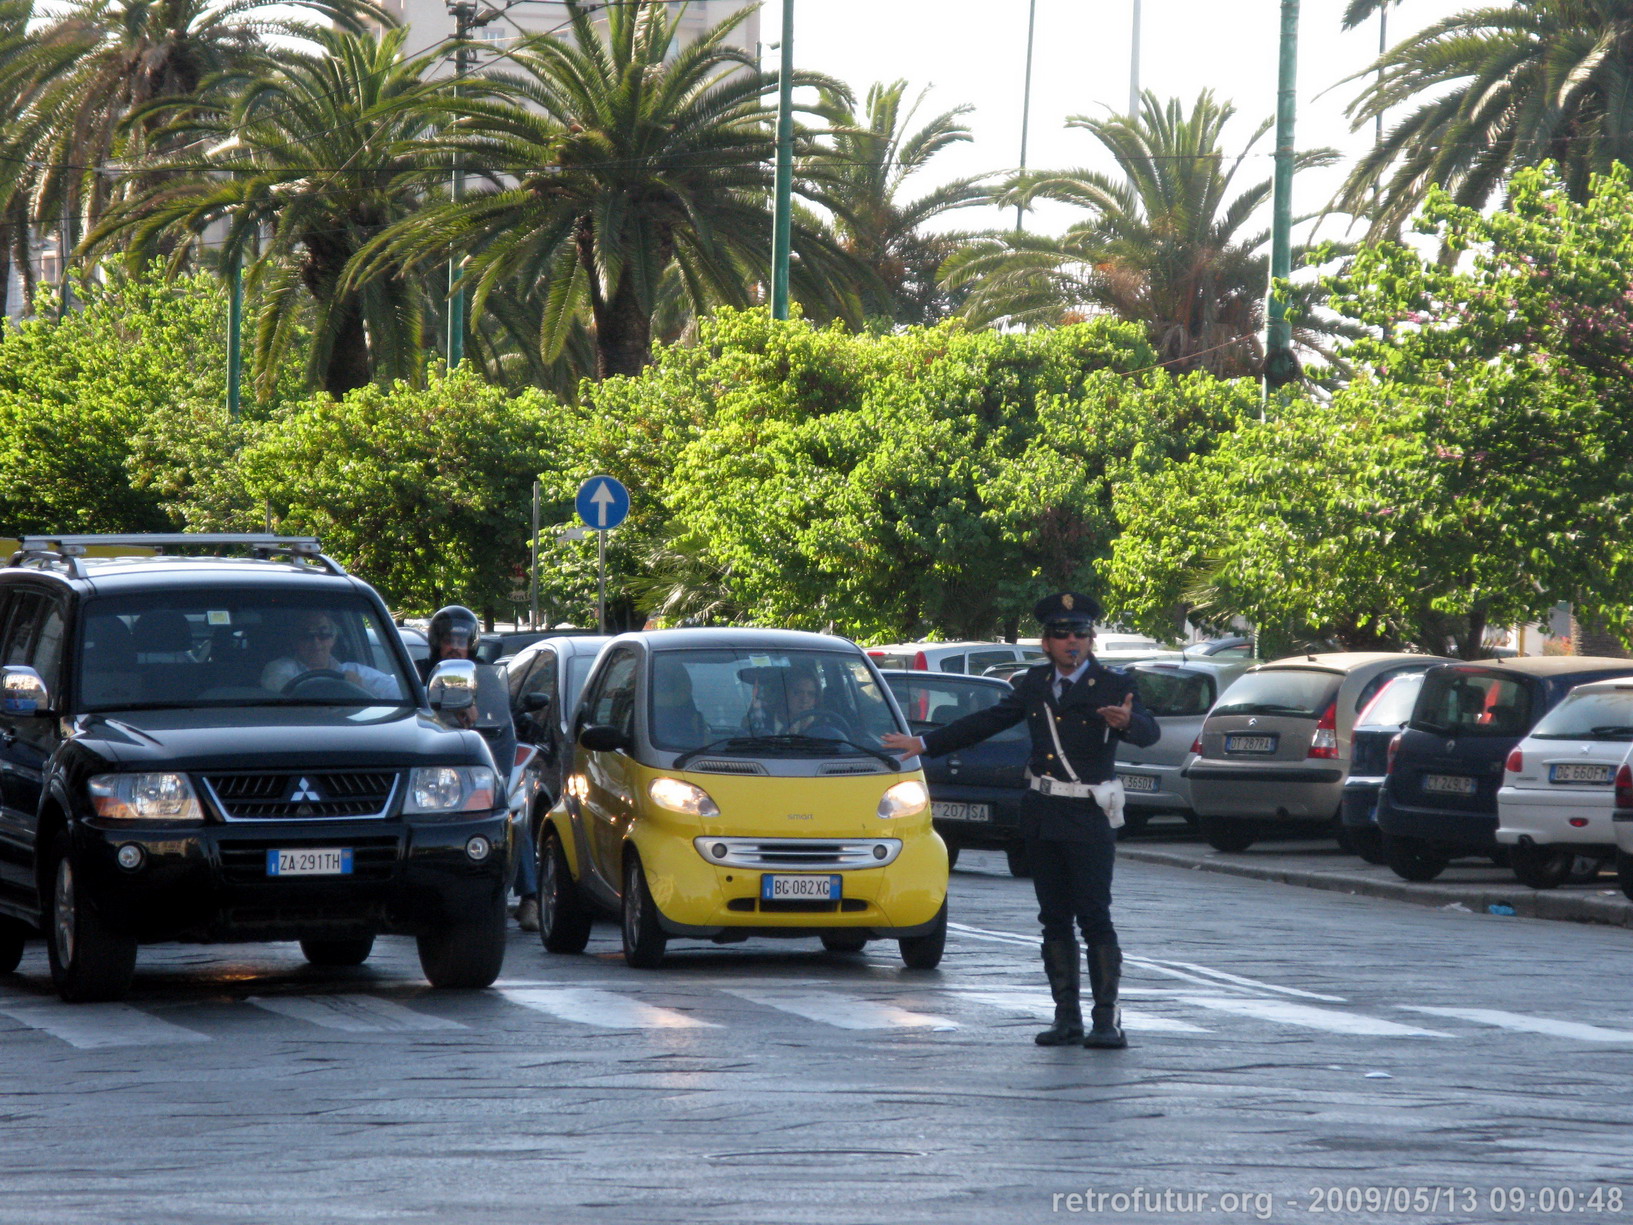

{"left": 1044, "top": 626, "right": 1094, "bottom": 640}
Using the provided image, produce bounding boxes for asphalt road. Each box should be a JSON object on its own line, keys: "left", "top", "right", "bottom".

{"left": 1, "top": 848, "right": 1629, "bottom": 1225}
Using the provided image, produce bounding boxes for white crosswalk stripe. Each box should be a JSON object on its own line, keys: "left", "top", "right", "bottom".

{"left": 724, "top": 988, "right": 958, "bottom": 1030}
{"left": 0, "top": 1001, "right": 209, "bottom": 1049}
{"left": 959, "top": 989, "right": 1211, "bottom": 1033}
{"left": 497, "top": 986, "right": 719, "bottom": 1029}
{"left": 1398, "top": 1006, "right": 1633, "bottom": 1043}
{"left": 246, "top": 994, "right": 467, "bottom": 1033}
{"left": 1176, "top": 994, "right": 1453, "bottom": 1037}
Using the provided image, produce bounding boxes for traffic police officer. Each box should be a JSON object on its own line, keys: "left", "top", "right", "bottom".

{"left": 882, "top": 593, "right": 1159, "bottom": 1048}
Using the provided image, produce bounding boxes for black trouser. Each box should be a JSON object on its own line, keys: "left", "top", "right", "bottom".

{"left": 1022, "top": 791, "right": 1117, "bottom": 946}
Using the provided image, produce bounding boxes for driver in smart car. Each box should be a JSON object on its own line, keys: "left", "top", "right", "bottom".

{"left": 261, "top": 611, "right": 402, "bottom": 698}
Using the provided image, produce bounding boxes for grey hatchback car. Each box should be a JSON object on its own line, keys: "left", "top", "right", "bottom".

{"left": 1184, "top": 652, "right": 1448, "bottom": 851}
{"left": 1114, "top": 657, "right": 1255, "bottom": 830}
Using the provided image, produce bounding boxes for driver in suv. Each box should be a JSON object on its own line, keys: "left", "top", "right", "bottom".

{"left": 261, "top": 610, "right": 402, "bottom": 698}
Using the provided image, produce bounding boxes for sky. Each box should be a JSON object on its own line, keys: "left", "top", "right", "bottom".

{"left": 771, "top": 0, "right": 1471, "bottom": 239}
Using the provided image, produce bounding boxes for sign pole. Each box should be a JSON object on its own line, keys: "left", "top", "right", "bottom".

{"left": 529, "top": 480, "right": 540, "bottom": 630}
{"left": 573, "top": 475, "right": 629, "bottom": 634}
{"left": 597, "top": 529, "right": 606, "bottom": 633}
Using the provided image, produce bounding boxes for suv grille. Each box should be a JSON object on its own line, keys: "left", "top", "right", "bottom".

{"left": 204, "top": 771, "right": 399, "bottom": 821}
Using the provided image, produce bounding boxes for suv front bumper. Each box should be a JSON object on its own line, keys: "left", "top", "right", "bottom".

{"left": 72, "top": 812, "right": 511, "bottom": 942}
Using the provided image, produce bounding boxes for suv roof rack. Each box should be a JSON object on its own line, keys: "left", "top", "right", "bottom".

{"left": 10, "top": 533, "right": 347, "bottom": 579}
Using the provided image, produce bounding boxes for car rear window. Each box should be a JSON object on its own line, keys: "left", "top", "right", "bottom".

{"left": 1130, "top": 666, "right": 1216, "bottom": 717}
{"left": 1411, "top": 669, "right": 1534, "bottom": 738}
{"left": 883, "top": 675, "right": 1026, "bottom": 742}
{"left": 869, "top": 651, "right": 917, "bottom": 670}
{"left": 1355, "top": 672, "right": 1426, "bottom": 729}
{"left": 1211, "top": 669, "right": 1340, "bottom": 719}
{"left": 1528, "top": 687, "right": 1633, "bottom": 740}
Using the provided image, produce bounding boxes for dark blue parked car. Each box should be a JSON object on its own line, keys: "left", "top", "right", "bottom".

{"left": 880, "top": 669, "right": 1032, "bottom": 877}
{"left": 1340, "top": 671, "right": 1427, "bottom": 865}
{"left": 1376, "top": 657, "right": 1633, "bottom": 881}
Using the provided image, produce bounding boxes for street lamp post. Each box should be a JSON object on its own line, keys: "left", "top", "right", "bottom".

{"left": 771, "top": 0, "right": 794, "bottom": 320}
{"left": 1263, "top": 0, "right": 1301, "bottom": 391}
{"left": 446, "top": 1, "right": 497, "bottom": 365}
{"left": 1016, "top": 0, "right": 1036, "bottom": 231}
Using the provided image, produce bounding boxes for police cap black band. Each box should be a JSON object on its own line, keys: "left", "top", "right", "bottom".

{"left": 1032, "top": 591, "right": 1102, "bottom": 628}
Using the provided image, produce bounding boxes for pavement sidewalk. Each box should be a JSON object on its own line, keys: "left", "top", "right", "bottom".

{"left": 1117, "top": 833, "right": 1633, "bottom": 929}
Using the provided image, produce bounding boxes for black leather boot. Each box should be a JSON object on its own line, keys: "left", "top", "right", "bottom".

{"left": 1083, "top": 943, "right": 1127, "bottom": 1049}
{"left": 1034, "top": 940, "right": 1084, "bottom": 1045}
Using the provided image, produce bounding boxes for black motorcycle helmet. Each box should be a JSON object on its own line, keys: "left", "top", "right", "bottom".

{"left": 427, "top": 605, "right": 480, "bottom": 661}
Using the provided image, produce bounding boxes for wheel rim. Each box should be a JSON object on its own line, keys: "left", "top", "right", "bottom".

{"left": 623, "top": 866, "right": 641, "bottom": 946}
{"left": 54, "top": 857, "right": 76, "bottom": 966}
{"left": 540, "top": 844, "right": 559, "bottom": 932}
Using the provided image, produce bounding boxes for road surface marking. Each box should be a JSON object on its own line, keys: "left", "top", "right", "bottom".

{"left": 1131, "top": 956, "right": 1346, "bottom": 1002}
{"left": 0, "top": 1002, "right": 209, "bottom": 1048}
{"left": 247, "top": 994, "right": 466, "bottom": 1033}
{"left": 961, "top": 990, "right": 1211, "bottom": 1033}
{"left": 499, "top": 986, "right": 718, "bottom": 1029}
{"left": 1177, "top": 994, "right": 1452, "bottom": 1037}
{"left": 723, "top": 988, "right": 958, "bottom": 1030}
{"left": 1398, "top": 1006, "right": 1633, "bottom": 1042}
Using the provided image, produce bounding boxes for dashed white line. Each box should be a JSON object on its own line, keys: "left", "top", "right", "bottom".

{"left": 1398, "top": 1006, "right": 1633, "bottom": 1043}
{"left": 0, "top": 1002, "right": 209, "bottom": 1049}
{"left": 498, "top": 986, "right": 719, "bottom": 1029}
{"left": 724, "top": 988, "right": 958, "bottom": 1030}
{"left": 1177, "top": 994, "right": 1452, "bottom": 1037}
{"left": 247, "top": 994, "right": 467, "bottom": 1033}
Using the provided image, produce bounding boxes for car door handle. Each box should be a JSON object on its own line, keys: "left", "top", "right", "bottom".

{"left": 947, "top": 754, "right": 961, "bottom": 772}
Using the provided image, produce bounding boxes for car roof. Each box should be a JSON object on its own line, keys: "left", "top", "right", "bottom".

{"left": 866, "top": 640, "right": 1017, "bottom": 652}
{"left": 509, "top": 634, "right": 613, "bottom": 662}
{"left": 878, "top": 667, "right": 1009, "bottom": 688}
{"left": 13, "top": 556, "right": 364, "bottom": 596}
{"left": 1556, "top": 676, "right": 1633, "bottom": 694}
{"left": 1131, "top": 656, "right": 1251, "bottom": 675}
{"left": 1255, "top": 651, "right": 1444, "bottom": 674}
{"left": 610, "top": 627, "right": 862, "bottom": 654}
{"left": 1435, "top": 656, "right": 1633, "bottom": 677}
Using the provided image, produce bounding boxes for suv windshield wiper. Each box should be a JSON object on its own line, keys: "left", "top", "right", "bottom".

{"left": 672, "top": 734, "right": 897, "bottom": 770}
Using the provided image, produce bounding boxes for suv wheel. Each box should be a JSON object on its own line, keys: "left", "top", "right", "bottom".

{"left": 299, "top": 936, "right": 375, "bottom": 967}
{"left": 897, "top": 901, "right": 947, "bottom": 970}
{"left": 1382, "top": 834, "right": 1448, "bottom": 883}
{"left": 1005, "top": 842, "right": 1032, "bottom": 878}
{"left": 1198, "top": 816, "right": 1256, "bottom": 853}
{"left": 620, "top": 856, "right": 667, "bottom": 968}
{"left": 417, "top": 897, "right": 506, "bottom": 989}
{"left": 45, "top": 833, "right": 137, "bottom": 1002}
{"left": 539, "top": 830, "right": 593, "bottom": 954}
{"left": 0, "top": 916, "right": 27, "bottom": 975}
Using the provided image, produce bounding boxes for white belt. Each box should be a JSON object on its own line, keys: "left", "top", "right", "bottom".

{"left": 1027, "top": 774, "right": 1126, "bottom": 827}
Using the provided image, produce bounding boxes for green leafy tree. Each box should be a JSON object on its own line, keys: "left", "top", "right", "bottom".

{"left": 943, "top": 91, "right": 1339, "bottom": 377}
{"left": 1338, "top": 0, "right": 1633, "bottom": 235}
{"left": 357, "top": 0, "right": 863, "bottom": 380}
{"left": 240, "top": 367, "right": 559, "bottom": 615}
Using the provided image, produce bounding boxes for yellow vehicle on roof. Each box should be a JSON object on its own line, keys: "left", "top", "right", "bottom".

{"left": 534, "top": 629, "right": 949, "bottom": 969}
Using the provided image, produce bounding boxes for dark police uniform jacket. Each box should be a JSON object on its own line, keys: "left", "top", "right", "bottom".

{"left": 919, "top": 659, "right": 1160, "bottom": 840}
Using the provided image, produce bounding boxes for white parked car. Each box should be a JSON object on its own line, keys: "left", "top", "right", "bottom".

{"left": 1496, "top": 678, "right": 1633, "bottom": 888}
{"left": 865, "top": 640, "right": 1042, "bottom": 675}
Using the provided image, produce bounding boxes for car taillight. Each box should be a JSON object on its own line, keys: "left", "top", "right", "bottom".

{"left": 1190, "top": 735, "right": 1203, "bottom": 755}
{"left": 1386, "top": 732, "right": 1402, "bottom": 774}
{"left": 914, "top": 651, "right": 928, "bottom": 670}
{"left": 1308, "top": 700, "right": 1338, "bottom": 759}
{"left": 1505, "top": 747, "right": 1523, "bottom": 774}
{"left": 1616, "top": 763, "right": 1633, "bottom": 809}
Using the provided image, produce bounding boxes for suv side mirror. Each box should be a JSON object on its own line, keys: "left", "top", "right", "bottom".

{"left": 427, "top": 659, "right": 477, "bottom": 711}
{"left": 522, "top": 691, "right": 551, "bottom": 715}
{"left": 2, "top": 666, "right": 49, "bottom": 716}
{"left": 578, "top": 723, "right": 628, "bottom": 753}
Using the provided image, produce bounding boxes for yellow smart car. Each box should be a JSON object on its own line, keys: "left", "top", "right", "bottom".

{"left": 534, "top": 629, "right": 949, "bottom": 968}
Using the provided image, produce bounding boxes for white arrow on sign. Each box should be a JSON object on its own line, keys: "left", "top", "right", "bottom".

{"left": 589, "top": 480, "right": 616, "bottom": 527}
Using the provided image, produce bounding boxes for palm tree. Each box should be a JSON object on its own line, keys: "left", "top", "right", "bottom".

{"left": 804, "top": 80, "right": 989, "bottom": 325}
{"left": 357, "top": 0, "right": 863, "bottom": 380}
{"left": 87, "top": 27, "right": 446, "bottom": 397}
{"left": 24, "top": 0, "right": 381, "bottom": 282}
{"left": 942, "top": 91, "right": 1338, "bottom": 378}
{"left": 1337, "top": 0, "right": 1633, "bottom": 234}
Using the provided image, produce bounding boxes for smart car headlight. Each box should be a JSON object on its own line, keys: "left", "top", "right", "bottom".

{"left": 89, "top": 773, "right": 204, "bottom": 821}
{"left": 877, "top": 779, "right": 929, "bottom": 818}
{"left": 405, "top": 766, "right": 496, "bottom": 814}
{"left": 649, "top": 777, "right": 720, "bottom": 817}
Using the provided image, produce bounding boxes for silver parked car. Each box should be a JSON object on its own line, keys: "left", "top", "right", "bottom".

{"left": 1114, "top": 657, "right": 1256, "bottom": 831}
{"left": 1184, "top": 652, "right": 1448, "bottom": 851}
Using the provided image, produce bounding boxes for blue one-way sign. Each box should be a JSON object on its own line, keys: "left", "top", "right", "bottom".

{"left": 575, "top": 475, "right": 630, "bottom": 531}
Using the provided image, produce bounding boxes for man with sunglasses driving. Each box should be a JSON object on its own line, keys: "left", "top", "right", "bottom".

{"left": 261, "top": 611, "right": 400, "bottom": 699}
{"left": 882, "top": 592, "right": 1157, "bottom": 1050}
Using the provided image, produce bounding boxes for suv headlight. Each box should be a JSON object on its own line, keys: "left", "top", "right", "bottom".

{"left": 648, "top": 777, "right": 720, "bottom": 817}
{"left": 878, "top": 779, "right": 929, "bottom": 818}
{"left": 405, "top": 766, "right": 496, "bottom": 814}
{"left": 89, "top": 773, "right": 205, "bottom": 821}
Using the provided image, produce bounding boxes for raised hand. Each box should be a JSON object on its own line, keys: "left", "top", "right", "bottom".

{"left": 1097, "top": 691, "right": 1134, "bottom": 730}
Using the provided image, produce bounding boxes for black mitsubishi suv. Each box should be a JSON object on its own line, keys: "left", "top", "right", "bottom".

{"left": 0, "top": 534, "right": 511, "bottom": 1002}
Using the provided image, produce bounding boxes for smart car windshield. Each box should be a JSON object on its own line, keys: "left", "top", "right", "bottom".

{"left": 648, "top": 647, "right": 899, "bottom": 753}
{"left": 79, "top": 592, "right": 414, "bottom": 711}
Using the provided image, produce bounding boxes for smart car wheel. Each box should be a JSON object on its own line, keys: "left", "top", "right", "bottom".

{"left": 540, "top": 830, "right": 593, "bottom": 954}
{"left": 417, "top": 896, "right": 506, "bottom": 989}
{"left": 299, "top": 936, "right": 375, "bottom": 967}
{"left": 1382, "top": 834, "right": 1448, "bottom": 883}
{"left": 1005, "top": 842, "right": 1032, "bottom": 878}
{"left": 897, "top": 901, "right": 947, "bottom": 970}
{"left": 621, "top": 856, "right": 668, "bottom": 969}
{"left": 45, "top": 833, "right": 136, "bottom": 1003}
{"left": 1198, "top": 815, "right": 1256, "bottom": 853}
{"left": 821, "top": 933, "right": 868, "bottom": 953}
{"left": 0, "top": 916, "right": 26, "bottom": 975}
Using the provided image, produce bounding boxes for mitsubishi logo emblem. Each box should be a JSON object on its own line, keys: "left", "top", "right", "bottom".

{"left": 289, "top": 777, "right": 321, "bottom": 803}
